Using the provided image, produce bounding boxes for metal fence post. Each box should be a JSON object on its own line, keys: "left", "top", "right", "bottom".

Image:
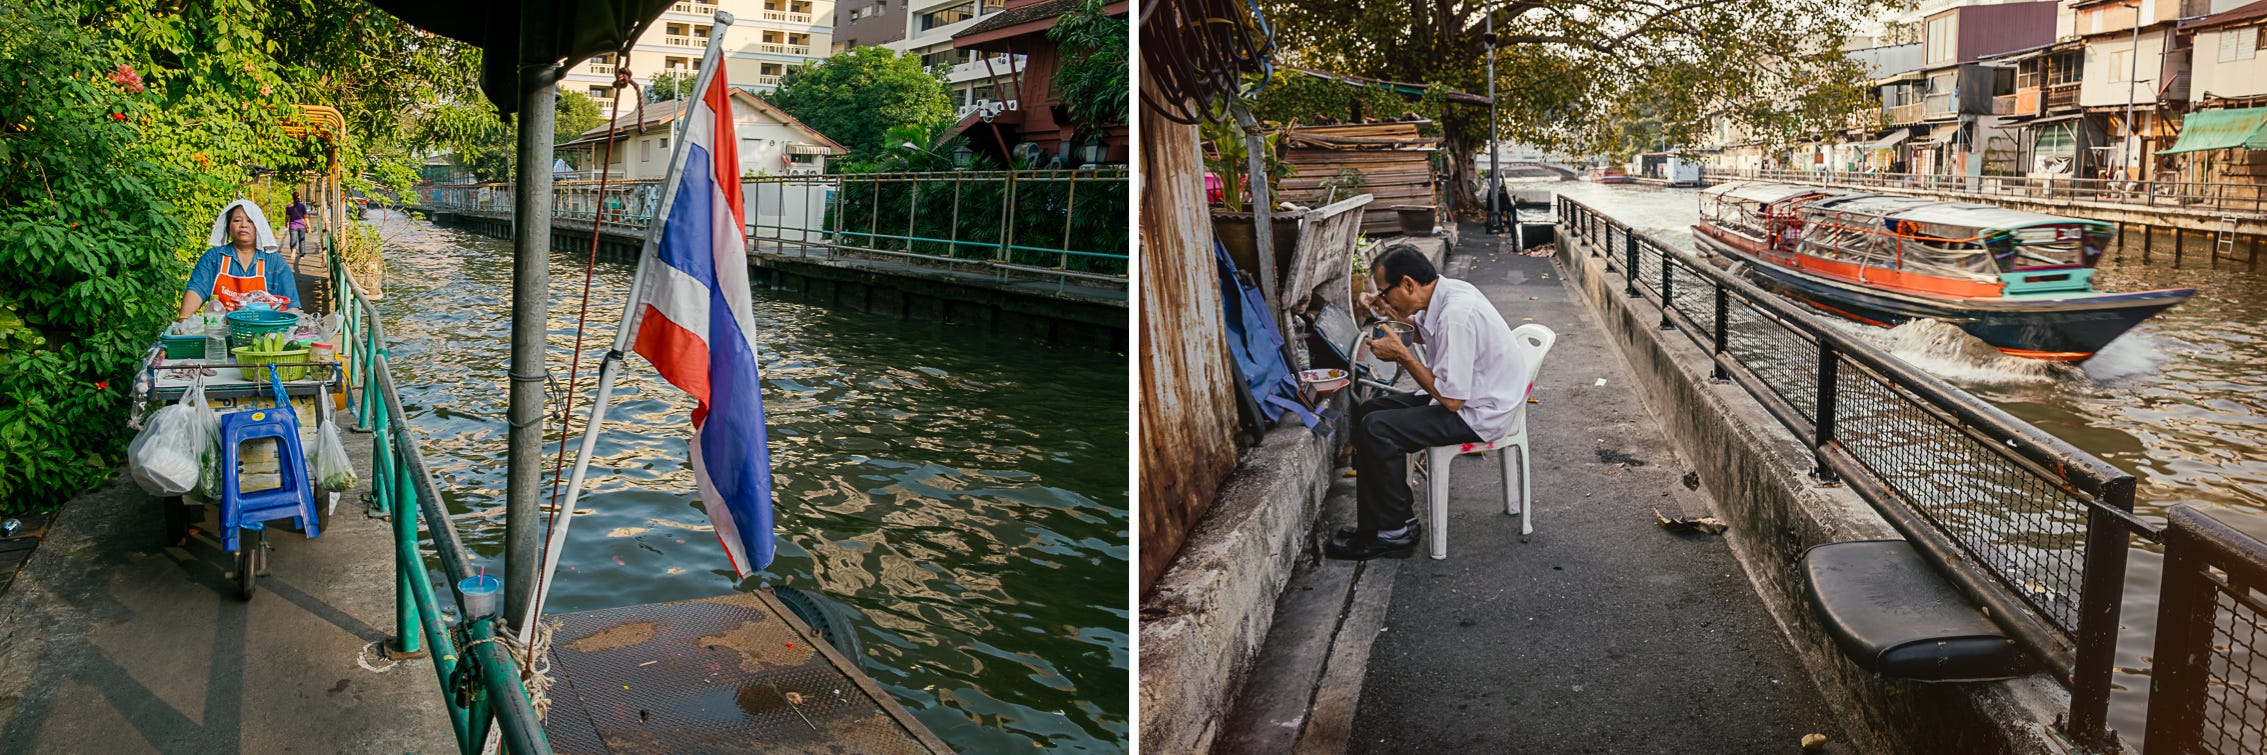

{"left": 1625, "top": 230, "right": 1640, "bottom": 298}
{"left": 1712, "top": 282, "right": 1729, "bottom": 381}
{"left": 1812, "top": 345, "right": 1841, "bottom": 484}
{"left": 1659, "top": 246, "right": 1675, "bottom": 329}
{"left": 392, "top": 428, "right": 424, "bottom": 657}
{"left": 2069, "top": 474, "right": 2136, "bottom": 751}
{"left": 2144, "top": 508, "right": 2214, "bottom": 755}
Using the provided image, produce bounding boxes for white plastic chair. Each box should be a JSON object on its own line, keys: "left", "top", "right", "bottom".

{"left": 1423, "top": 323, "right": 1556, "bottom": 559}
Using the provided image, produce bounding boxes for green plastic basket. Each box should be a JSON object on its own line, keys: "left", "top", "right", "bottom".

{"left": 159, "top": 333, "right": 206, "bottom": 359}
{"left": 231, "top": 346, "right": 311, "bottom": 381}
{"left": 225, "top": 309, "right": 300, "bottom": 352}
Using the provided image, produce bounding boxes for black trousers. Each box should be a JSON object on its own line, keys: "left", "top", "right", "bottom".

{"left": 1353, "top": 392, "right": 1482, "bottom": 532}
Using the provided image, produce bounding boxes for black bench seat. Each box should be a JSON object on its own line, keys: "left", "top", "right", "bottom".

{"left": 1801, "top": 540, "right": 2033, "bottom": 682}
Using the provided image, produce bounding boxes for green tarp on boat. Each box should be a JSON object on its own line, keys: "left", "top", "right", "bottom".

{"left": 2157, "top": 107, "right": 2267, "bottom": 155}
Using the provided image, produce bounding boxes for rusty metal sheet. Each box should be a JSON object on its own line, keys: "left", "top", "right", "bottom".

{"left": 1138, "top": 98, "right": 1241, "bottom": 597}
{"left": 541, "top": 590, "right": 951, "bottom": 754}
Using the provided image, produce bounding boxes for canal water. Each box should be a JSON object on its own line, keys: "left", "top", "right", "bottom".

{"left": 363, "top": 211, "right": 1129, "bottom": 752}
{"left": 1548, "top": 180, "right": 2267, "bottom": 747}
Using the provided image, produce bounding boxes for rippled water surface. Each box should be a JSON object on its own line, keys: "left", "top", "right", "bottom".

{"left": 366, "top": 211, "right": 1128, "bottom": 752}
{"left": 1552, "top": 180, "right": 2267, "bottom": 747}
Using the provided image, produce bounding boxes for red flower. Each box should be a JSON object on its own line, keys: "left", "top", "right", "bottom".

{"left": 109, "top": 112, "right": 124, "bottom": 121}
{"left": 108, "top": 64, "right": 143, "bottom": 94}
{"left": 94, "top": 381, "right": 109, "bottom": 391}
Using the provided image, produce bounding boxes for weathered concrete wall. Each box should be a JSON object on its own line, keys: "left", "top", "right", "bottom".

{"left": 1138, "top": 410, "right": 1344, "bottom": 755}
{"left": 1554, "top": 230, "right": 2080, "bottom": 755}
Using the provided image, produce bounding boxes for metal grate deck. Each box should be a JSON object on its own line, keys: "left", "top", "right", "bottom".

{"left": 541, "top": 590, "right": 950, "bottom": 754}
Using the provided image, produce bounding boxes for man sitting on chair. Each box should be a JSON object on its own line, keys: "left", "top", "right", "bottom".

{"left": 1328, "top": 245, "right": 1527, "bottom": 560}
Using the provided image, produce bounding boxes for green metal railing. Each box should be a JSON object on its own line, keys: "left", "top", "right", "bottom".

{"left": 745, "top": 170, "right": 1131, "bottom": 288}
{"left": 329, "top": 248, "right": 551, "bottom": 754}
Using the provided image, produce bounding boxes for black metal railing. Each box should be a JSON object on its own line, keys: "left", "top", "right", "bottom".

{"left": 2148, "top": 506, "right": 2267, "bottom": 754}
{"left": 1558, "top": 196, "right": 2154, "bottom": 750}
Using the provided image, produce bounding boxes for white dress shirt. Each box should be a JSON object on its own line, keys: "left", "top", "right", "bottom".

{"left": 1416, "top": 278, "right": 1528, "bottom": 440}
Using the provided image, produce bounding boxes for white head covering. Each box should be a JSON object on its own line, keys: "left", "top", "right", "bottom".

{"left": 207, "top": 198, "right": 280, "bottom": 251}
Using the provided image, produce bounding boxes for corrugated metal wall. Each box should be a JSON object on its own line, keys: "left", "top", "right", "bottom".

{"left": 1138, "top": 80, "right": 1242, "bottom": 597}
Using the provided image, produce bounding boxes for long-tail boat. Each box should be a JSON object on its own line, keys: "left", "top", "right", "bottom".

{"left": 1693, "top": 181, "right": 2194, "bottom": 361}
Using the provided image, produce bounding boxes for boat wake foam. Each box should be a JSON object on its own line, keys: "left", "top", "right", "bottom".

{"left": 1858, "top": 319, "right": 2069, "bottom": 387}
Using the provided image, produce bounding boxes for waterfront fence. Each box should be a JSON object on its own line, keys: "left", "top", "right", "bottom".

{"left": 330, "top": 247, "right": 552, "bottom": 754}
{"left": 418, "top": 170, "right": 1132, "bottom": 289}
{"left": 2148, "top": 506, "right": 2267, "bottom": 755}
{"left": 1711, "top": 167, "right": 2267, "bottom": 217}
{"left": 746, "top": 170, "right": 1131, "bottom": 286}
{"left": 1558, "top": 196, "right": 2152, "bottom": 751}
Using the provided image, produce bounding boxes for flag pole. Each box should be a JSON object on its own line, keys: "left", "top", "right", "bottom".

{"left": 519, "top": 12, "right": 739, "bottom": 637}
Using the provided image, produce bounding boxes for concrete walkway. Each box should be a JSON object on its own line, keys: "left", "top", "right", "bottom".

{"left": 1219, "top": 224, "right": 1840, "bottom": 753}
{"left": 0, "top": 419, "right": 454, "bottom": 753}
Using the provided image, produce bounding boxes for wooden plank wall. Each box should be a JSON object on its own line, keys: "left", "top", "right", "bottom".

{"left": 1138, "top": 81, "right": 1242, "bottom": 597}
{"left": 1279, "top": 122, "right": 1437, "bottom": 236}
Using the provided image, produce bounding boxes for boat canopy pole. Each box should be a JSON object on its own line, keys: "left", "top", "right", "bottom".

{"left": 519, "top": 13, "right": 738, "bottom": 637}
{"left": 505, "top": 35, "right": 563, "bottom": 628}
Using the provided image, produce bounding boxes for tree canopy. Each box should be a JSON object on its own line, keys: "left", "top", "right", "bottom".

{"left": 1047, "top": 0, "right": 1129, "bottom": 139}
{"left": 761, "top": 46, "right": 952, "bottom": 164}
{"left": 647, "top": 70, "right": 697, "bottom": 102}
{"left": 0, "top": 0, "right": 484, "bottom": 510}
{"left": 1259, "top": 0, "right": 1890, "bottom": 199}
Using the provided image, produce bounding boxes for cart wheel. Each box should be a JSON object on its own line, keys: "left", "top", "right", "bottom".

{"left": 162, "top": 496, "right": 189, "bottom": 547}
{"left": 235, "top": 533, "right": 266, "bottom": 601}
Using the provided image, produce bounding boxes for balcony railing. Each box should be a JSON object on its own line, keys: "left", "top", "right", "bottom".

{"left": 1922, "top": 93, "right": 1956, "bottom": 119}
{"left": 672, "top": 2, "right": 718, "bottom": 12}
{"left": 663, "top": 35, "right": 709, "bottom": 47}
{"left": 2046, "top": 83, "right": 2080, "bottom": 110}
{"left": 762, "top": 10, "right": 814, "bottom": 23}
{"left": 1991, "top": 94, "right": 2015, "bottom": 116}
{"left": 1888, "top": 102, "right": 1924, "bottom": 125}
{"left": 751, "top": 74, "right": 783, "bottom": 86}
{"left": 758, "top": 43, "right": 811, "bottom": 55}
{"left": 589, "top": 62, "right": 614, "bottom": 75}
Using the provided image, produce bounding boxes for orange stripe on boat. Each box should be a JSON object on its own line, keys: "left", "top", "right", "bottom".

{"left": 1994, "top": 347, "right": 2094, "bottom": 362}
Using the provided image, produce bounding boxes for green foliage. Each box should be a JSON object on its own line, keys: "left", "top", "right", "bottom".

{"left": 1198, "top": 118, "right": 1293, "bottom": 211}
{"left": 422, "top": 90, "right": 608, "bottom": 182}
{"left": 761, "top": 46, "right": 953, "bottom": 165}
{"left": 1046, "top": 0, "right": 1128, "bottom": 138}
{"left": 648, "top": 71, "right": 697, "bottom": 103}
{"left": 824, "top": 173, "right": 1128, "bottom": 277}
{"left": 1260, "top": 0, "right": 1897, "bottom": 208}
{"left": 1248, "top": 71, "right": 1425, "bottom": 127}
{"left": 0, "top": 0, "right": 481, "bottom": 512}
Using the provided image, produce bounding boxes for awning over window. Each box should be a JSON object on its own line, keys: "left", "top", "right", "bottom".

{"left": 786, "top": 143, "right": 833, "bottom": 155}
{"left": 2158, "top": 107, "right": 2267, "bottom": 154}
{"left": 1864, "top": 129, "right": 1912, "bottom": 150}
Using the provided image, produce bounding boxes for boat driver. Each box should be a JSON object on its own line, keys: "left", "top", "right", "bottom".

{"left": 1327, "top": 245, "right": 1527, "bottom": 560}
{"left": 179, "top": 199, "right": 301, "bottom": 319}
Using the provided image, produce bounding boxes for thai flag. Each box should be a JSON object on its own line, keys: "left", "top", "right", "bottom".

{"left": 631, "top": 70, "right": 777, "bottom": 576}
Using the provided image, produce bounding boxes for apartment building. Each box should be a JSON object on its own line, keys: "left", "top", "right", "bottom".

{"left": 833, "top": 0, "right": 907, "bottom": 50}
{"left": 888, "top": 0, "right": 1023, "bottom": 111}
{"left": 561, "top": 0, "right": 836, "bottom": 115}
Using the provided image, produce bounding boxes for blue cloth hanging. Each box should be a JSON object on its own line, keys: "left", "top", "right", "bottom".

{"left": 1215, "top": 242, "right": 1322, "bottom": 430}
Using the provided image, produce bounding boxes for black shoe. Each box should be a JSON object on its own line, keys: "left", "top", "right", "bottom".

{"left": 1325, "top": 526, "right": 1420, "bottom": 560}
{"left": 1334, "top": 522, "right": 1418, "bottom": 543}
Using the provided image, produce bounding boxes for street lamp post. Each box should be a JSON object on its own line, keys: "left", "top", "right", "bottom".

{"left": 2121, "top": 0, "right": 2141, "bottom": 182}
{"left": 1485, "top": 13, "right": 1502, "bottom": 234}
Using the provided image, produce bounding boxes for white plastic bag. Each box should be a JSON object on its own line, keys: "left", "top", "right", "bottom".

{"left": 314, "top": 416, "right": 356, "bottom": 493}
{"left": 130, "top": 380, "right": 215, "bottom": 496}
{"left": 183, "top": 380, "right": 223, "bottom": 502}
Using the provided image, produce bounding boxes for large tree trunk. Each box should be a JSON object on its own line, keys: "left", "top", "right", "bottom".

{"left": 1441, "top": 112, "right": 1479, "bottom": 221}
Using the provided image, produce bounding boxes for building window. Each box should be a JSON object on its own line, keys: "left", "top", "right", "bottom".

{"left": 919, "top": 2, "right": 974, "bottom": 30}
{"left": 643, "top": 138, "right": 653, "bottom": 162}
{"left": 2107, "top": 49, "right": 2130, "bottom": 82}
{"left": 2220, "top": 28, "right": 2260, "bottom": 63}
{"left": 589, "top": 86, "right": 607, "bottom": 99}
{"left": 1926, "top": 16, "right": 1956, "bottom": 64}
{"left": 789, "top": 153, "right": 815, "bottom": 164}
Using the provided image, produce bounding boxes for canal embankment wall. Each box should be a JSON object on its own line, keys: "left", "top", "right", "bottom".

{"left": 1136, "top": 236, "right": 1446, "bottom": 755}
{"left": 420, "top": 209, "right": 1128, "bottom": 350}
{"left": 1555, "top": 225, "right": 2079, "bottom": 754}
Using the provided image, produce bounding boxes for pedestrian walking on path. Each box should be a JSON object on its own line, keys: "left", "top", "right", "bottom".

{"left": 1327, "top": 244, "right": 1525, "bottom": 560}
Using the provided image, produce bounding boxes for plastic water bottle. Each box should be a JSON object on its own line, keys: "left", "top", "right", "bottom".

{"left": 204, "top": 301, "right": 227, "bottom": 364}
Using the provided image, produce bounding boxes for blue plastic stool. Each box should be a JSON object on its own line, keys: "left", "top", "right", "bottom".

{"left": 218, "top": 367, "right": 320, "bottom": 554}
